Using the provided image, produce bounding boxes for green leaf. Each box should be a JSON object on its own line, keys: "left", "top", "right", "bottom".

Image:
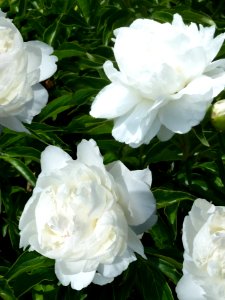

{"left": 18, "top": 0, "right": 28, "bottom": 16}
{"left": 3, "top": 147, "right": 41, "bottom": 162}
{"left": 67, "top": 115, "right": 112, "bottom": 135}
{"left": 38, "top": 93, "right": 74, "bottom": 121}
{"left": 156, "top": 258, "right": 181, "bottom": 285}
{"left": 0, "top": 132, "right": 27, "bottom": 148}
{"left": 136, "top": 260, "right": 174, "bottom": 300}
{"left": 154, "top": 189, "right": 195, "bottom": 208}
{"left": 149, "top": 216, "right": 174, "bottom": 249}
{"left": 38, "top": 89, "right": 96, "bottom": 122}
{"left": 54, "top": 42, "right": 85, "bottom": 60}
{"left": 164, "top": 204, "right": 179, "bottom": 238}
{"left": 192, "top": 127, "right": 210, "bottom": 147}
{"left": 43, "top": 16, "right": 62, "bottom": 46}
{"left": 145, "top": 140, "right": 182, "bottom": 164}
{"left": 76, "top": 0, "right": 96, "bottom": 23}
{"left": 145, "top": 248, "right": 183, "bottom": 271}
{"left": 10, "top": 267, "right": 55, "bottom": 297}
{"left": 177, "top": 9, "right": 215, "bottom": 25}
{"left": 5, "top": 252, "right": 54, "bottom": 282}
{"left": 0, "top": 156, "right": 36, "bottom": 186}
{"left": 0, "top": 276, "right": 16, "bottom": 300}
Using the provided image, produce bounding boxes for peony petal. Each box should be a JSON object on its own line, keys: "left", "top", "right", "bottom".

{"left": 188, "top": 199, "right": 213, "bottom": 232}
{"left": 177, "top": 47, "right": 206, "bottom": 82}
{"left": 127, "top": 228, "right": 146, "bottom": 258}
{"left": 159, "top": 76, "right": 213, "bottom": 133}
{"left": 17, "top": 83, "right": 48, "bottom": 124}
{"left": 107, "top": 161, "right": 156, "bottom": 227}
{"left": 25, "top": 41, "right": 42, "bottom": 85}
{"left": 199, "top": 24, "right": 215, "bottom": 47}
{"left": 98, "top": 248, "right": 136, "bottom": 278}
{"left": 56, "top": 259, "right": 99, "bottom": 274}
{"left": 157, "top": 125, "right": 174, "bottom": 141}
{"left": 176, "top": 274, "right": 206, "bottom": 300}
{"left": 41, "top": 145, "right": 72, "bottom": 173}
{"left": 132, "top": 214, "right": 158, "bottom": 235}
{"left": 204, "top": 59, "right": 225, "bottom": 97}
{"left": 90, "top": 82, "right": 139, "bottom": 119}
{"left": 77, "top": 139, "right": 105, "bottom": 170}
{"left": 0, "top": 115, "right": 29, "bottom": 133}
{"left": 0, "top": 9, "right": 6, "bottom": 17}
{"left": 112, "top": 101, "right": 160, "bottom": 146}
{"left": 55, "top": 261, "right": 96, "bottom": 290}
{"left": 26, "top": 41, "right": 57, "bottom": 82}
{"left": 19, "top": 220, "right": 36, "bottom": 249}
{"left": 19, "top": 193, "right": 38, "bottom": 231}
{"left": 205, "top": 32, "right": 225, "bottom": 63}
{"left": 130, "top": 168, "right": 152, "bottom": 186}
{"left": 172, "top": 13, "right": 186, "bottom": 29}
{"left": 92, "top": 272, "right": 114, "bottom": 285}
{"left": 182, "top": 213, "right": 197, "bottom": 256}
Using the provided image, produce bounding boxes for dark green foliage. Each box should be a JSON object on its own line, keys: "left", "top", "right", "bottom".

{"left": 1, "top": 0, "right": 225, "bottom": 298}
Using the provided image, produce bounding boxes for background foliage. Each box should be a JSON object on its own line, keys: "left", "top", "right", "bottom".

{"left": 1, "top": 0, "right": 225, "bottom": 299}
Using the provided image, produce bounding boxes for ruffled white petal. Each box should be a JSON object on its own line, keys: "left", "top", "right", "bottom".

{"left": 107, "top": 161, "right": 156, "bottom": 227}
{"left": 97, "top": 248, "right": 136, "bottom": 278}
{"left": 92, "top": 272, "right": 114, "bottom": 285}
{"left": 56, "top": 259, "right": 99, "bottom": 274}
{"left": 0, "top": 115, "right": 29, "bottom": 133}
{"left": 157, "top": 125, "right": 174, "bottom": 141}
{"left": 77, "top": 139, "right": 105, "bottom": 170}
{"left": 90, "top": 82, "right": 139, "bottom": 119}
{"left": 17, "top": 83, "right": 48, "bottom": 124}
{"left": 19, "top": 220, "right": 37, "bottom": 249}
{"left": 41, "top": 145, "right": 72, "bottom": 173}
{"left": 112, "top": 102, "right": 160, "bottom": 146}
{"left": 55, "top": 261, "right": 96, "bottom": 290}
{"left": 159, "top": 76, "right": 213, "bottom": 133}
{"left": 127, "top": 228, "right": 146, "bottom": 257}
{"left": 204, "top": 59, "right": 225, "bottom": 97}
{"left": 0, "top": 9, "right": 6, "bottom": 17}
{"left": 205, "top": 32, "right": 225, "bottom": 63}
{"left": 26, "top": 41, "right": 57, "bottom": 82}
{"left": 176, "top": 274, "right": 206, "bottom": 300}
{"left": 25, "top": 42, "right": 42, "bottom": 85}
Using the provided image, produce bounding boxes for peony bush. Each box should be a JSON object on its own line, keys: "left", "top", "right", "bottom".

{"left": 1, "top": 0, "right": 225, "bottom": 299}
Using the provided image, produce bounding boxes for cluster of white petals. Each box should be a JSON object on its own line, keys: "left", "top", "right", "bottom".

{"left": 176, "top": 199, "right": 225, "bottom": 300}
{"left": 90, "top": 14, "right": 225, "bottom": 147}
{"left": 0, "top": 10, "right": 57, "bottom": 132}
{"left": 19, "top": 139, "right": 157, "bottom": 290}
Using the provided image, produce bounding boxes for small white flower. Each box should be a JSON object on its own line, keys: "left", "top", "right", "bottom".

{"left": 176, "top": 199, "right": 225, "bottom": 300}
{"left": 0, "top": 10, "right": 57, "bottom": 132}
{"left": 19, "top": 139, "right": 157, "bottom": 290}
{"left": 90, "top": 14, "right": 225, "bottom": 147}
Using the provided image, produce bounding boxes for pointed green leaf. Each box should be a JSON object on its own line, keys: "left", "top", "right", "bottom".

{"left": 0, "top": 156, "right": 36, "bottom": 186}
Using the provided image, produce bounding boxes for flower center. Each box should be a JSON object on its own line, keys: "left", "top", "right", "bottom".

{"left": 0, "top": 28, "right": 13, "bottom": 53}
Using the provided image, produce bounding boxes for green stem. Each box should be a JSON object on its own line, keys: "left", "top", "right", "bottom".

{"left": 215, "top": 132, "right": 225, "bottom": 187}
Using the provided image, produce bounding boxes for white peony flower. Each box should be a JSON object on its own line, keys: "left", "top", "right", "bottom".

{"left": 0, "top": 10, "right": 57, "bottom": 132}
{"left": 19, "top": 139, "right": 157, "bottom": 290}
{"left": 90, "top": 14, "right": 225, "bottom": 147}
{"left": 176, "top": 198, "right": 225, "bottom": 300}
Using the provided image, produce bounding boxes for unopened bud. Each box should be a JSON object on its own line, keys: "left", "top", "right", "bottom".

{"left": 211, "top": 100, "right": 225, "bottom": 131}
